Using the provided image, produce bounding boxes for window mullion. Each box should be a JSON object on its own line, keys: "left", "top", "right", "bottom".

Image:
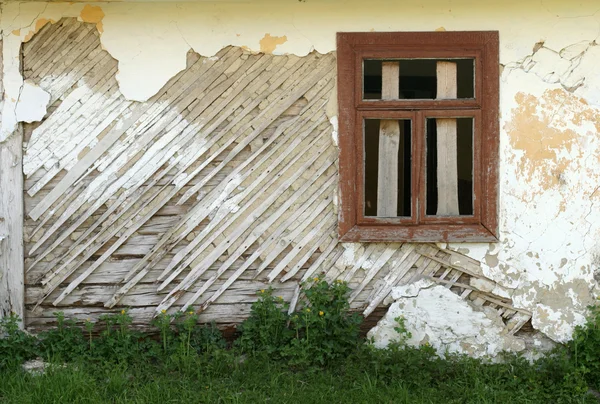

{"left": 413, "top": 110, "right": 424, "bottom": 225}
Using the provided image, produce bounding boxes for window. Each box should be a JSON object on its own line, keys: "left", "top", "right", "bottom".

{"left": 337, "top": 32, "right": 499, "bottom": 242}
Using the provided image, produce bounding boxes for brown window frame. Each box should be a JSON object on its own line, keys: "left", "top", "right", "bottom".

{"left": 337, "top": 31, "right": 499, "bottom": 242}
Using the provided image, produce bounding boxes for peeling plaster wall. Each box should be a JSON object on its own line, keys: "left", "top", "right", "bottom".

{"left": 2, "top": 0, "right": 600, "bottom": 356}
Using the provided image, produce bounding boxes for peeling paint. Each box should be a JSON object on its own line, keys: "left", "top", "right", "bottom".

{"left": 259, "top": 34, "right": 288, "bottom": 54}
{"left": 79, "top": 5, "right": 105, "bottom": 33}
{"left": 506, "top": 89, "right": 600, "bottom": 195}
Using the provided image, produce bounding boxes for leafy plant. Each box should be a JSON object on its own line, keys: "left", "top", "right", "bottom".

{"left": 39, "top": 312, "right": 87, "bottom": 361}
{"left": 284, "top": 278, "right": 363, "bottom": 367}
{"left": 152, "top": 310, "right": 174, "bottom": 355}
{"left": 0, "top": 313, "right": 38, "bottom": 368}
{"left": 93, "top": 310, "right": 158, "bottom": 363}
{"left": 393, "top": 316, "right": 412, "bottom": 344}
{"left": 235, "top": 288, "right": 292, "bottom": 356}
{"left": 565, "top": 304, "right": 600, "bottom": 389}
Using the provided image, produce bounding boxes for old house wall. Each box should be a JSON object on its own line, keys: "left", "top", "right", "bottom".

{"left": 1, "top": 0, "right": 599, "bottom": 358}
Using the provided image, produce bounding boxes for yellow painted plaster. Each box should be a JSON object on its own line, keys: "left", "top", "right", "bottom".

{"left": 23, "top": 18, "right": 57, "bottom": 43}
{"left": 506, "top": 89, "right": 600, "bottom": 191}
{"left": 79, "top": 4, "right": 105, "bottom": 33}
{"left": 259, "top": 34, "right": 287, "bottom": 54}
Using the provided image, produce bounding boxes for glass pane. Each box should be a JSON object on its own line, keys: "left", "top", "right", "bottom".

{"left": 364, "top": 119, "right": 412, "bottom": 217}
{"left": 363, "top": 59, "right": 474, "bottom": 100}
{"left": 425, "top": 117, "right": 473, "bottom": 216}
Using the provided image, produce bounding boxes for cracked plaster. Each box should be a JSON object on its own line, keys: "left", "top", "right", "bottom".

{"left": 1, "top": 0, "right": 600, "bottom": 354}
{"left": 368, "top": 280, "right": 527, "bottom": 358}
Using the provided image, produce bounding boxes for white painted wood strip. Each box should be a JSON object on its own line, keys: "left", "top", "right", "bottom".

{"left": 287, "top": 285, "right": 301, "bottom": 315}
{"left": 197, "top": 220, "right": 334, "bottom": 312}
{"left": 155, "top": 154, "right": 335, "bottom": 313}
{"left": 108, "top": 125, "right": 331, "bottom": 309}
{"left": 348, "top": 244, "right": 400, "bottom": 303}
{"left": 152, "top": 107, "right": 332, "bottom": 284}
{"left": 417, "top": 251, "right": 481, "bottom": 278}
{"left": 0, "top": 129, "right": 25, "bottom": 321}
{"left": 254, "top": 195, "right": 333, "bottom": 278}
{"left": 27, "top": 48, "right": 239, "bottom": 222}
{"left": 266, "top": 218, "right": 336, "bottom": 283}
{"left": 158, "top": 125, "right": 329, "bottom": 287}
{"left": 363, "top": 249, "right": 421, "bottom": 316}
{"left": 27, "top": 282, "right": 298, "bottom": 307}
{"left": 50, "top": 186, "right": 176, "bottom": 306}
{"left": 116, "top": 110, "right": 313, "bottom": 290}
{"left": 381, "top": 61, "right": 399, "bottom": 100}
{"left": 342, "top": 244, "right": 378, "bottom": 283}
{"left": 125, "top": 110, "right": 324, "bottom": 287}
{"left": 200, "top": 177, "right": 335, "bottom": 310}
{"left": 24, "top": 70, "right": 120, "bottom": 173}
{"left": 377, "top": 120, "right": 400, "bottom": 217}
{"left": 38, "top": 157, "right": 180, "bottom": 289}
{"left": 35, "top": 179, "right": 174, "bottom": 306}
{"left": 376, "top": 62, "right": 400, "bottom": 217}
{"left": 168, "top": 142, "right": 334, "bottom": 293}
{"left": 435, "top": 61, "right": 459, "bottom": 216}
{"left": 177, "top": 56, "right": 333, "bottom": 205}
{"left": 275, "top": 225, "right": 336, "bottom": 284}
{"left": 27, "top": 95, "right": 127, "bottom": 196}
{"left": 300, "top": 239, "right": 341, "bottom": 283}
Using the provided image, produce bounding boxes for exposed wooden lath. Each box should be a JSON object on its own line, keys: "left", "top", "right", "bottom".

{"left": 23, "top": 19, "right": 530, "bottom": 336}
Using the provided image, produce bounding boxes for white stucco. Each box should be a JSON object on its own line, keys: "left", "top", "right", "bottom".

{"left": 2, "top": 0, "right": 600, "bottom": 355}
{"left": 368, "top": 280, "right": 527, "bottom": 357}
{"left": 15, "top": 80, "right": 50, "bottom": 123}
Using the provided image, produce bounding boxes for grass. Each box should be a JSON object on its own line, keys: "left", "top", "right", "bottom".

{"left": 2, "top": 281, "right": 600, "bottom": 403}
{"left": 0, "top": 348, "right": 596, "bottom": 404}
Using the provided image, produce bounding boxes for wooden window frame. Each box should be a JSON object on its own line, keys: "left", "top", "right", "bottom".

{"left": 337, "top": 31, "right": 499, "bottom": 242}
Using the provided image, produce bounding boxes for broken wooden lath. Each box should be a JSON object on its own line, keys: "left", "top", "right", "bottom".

{"left": 22, "top": 19, "right": 530, "bottom": 336}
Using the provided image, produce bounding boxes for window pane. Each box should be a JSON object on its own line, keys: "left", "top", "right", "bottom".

{"left": 363, "top": 59, "right": 474, "bottom": 100}
{"left": 425, "top": 117, "right": 473, "bottom": 216}
{"left": 364, "top": 119, "right": 411, "bottom": 217}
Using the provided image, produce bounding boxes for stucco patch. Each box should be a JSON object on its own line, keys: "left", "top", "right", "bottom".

{"left": 259, "top": 34, "right": 288, "bottom": 54}
{"left": 79, "top": 5, "right": 105, "bottom": 33}
{"left": 368, "top": 280, "right": 527, "bottom": 358}
{"left": 15, "top": 81, "right": 50, "bottom": 124}
{"left": 506, "top": 89, "right": 600, "bottom": 195}
{"left": 23, "top": 19, "right": 56, "bottom": 43}
{"left": 512, "top": 279, "right": 594, "bottom": 342}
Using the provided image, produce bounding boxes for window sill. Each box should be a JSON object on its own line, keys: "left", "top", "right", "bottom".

{"left": 338, "top": 223, "right": 498, "bottom": 243}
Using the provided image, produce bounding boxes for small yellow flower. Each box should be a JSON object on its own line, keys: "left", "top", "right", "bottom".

{"left": 188, "top": 311, "right": 194, "bottom": 315}
{"left": 260, "top": 289, "right": 265, "bottom": 294}
{"left": 313, "top": 277, "right": 319, "bottom": 282}
{"left": 319, "top": 311, "right": 324, "bottom": 316}
{"left": 161, "top": 309, "right": 166, "bottom": 314}
{"left": 120, "top": 310, "right": 125, "bottom": 315}
{"left": 278, "top": 296, "right": 283, "bottom": 301}
{"left": 306, "top": 308, "right": 311, "bottom": 313}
